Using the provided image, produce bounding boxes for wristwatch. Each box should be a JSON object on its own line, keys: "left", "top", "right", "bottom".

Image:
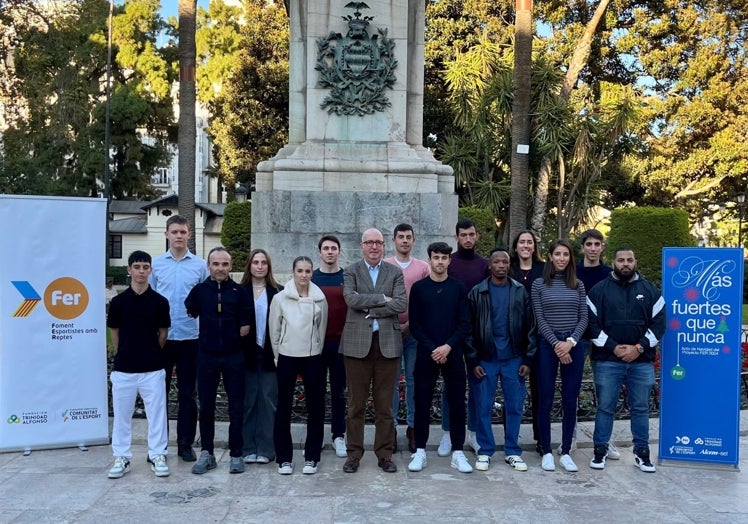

{"left": 635, "top": 343, "right": 644, "bottom": 354}
{"left": 566, "top": 337, "right": 577, "bottom": 347}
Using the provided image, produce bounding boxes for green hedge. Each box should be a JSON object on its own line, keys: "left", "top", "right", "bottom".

{"left": 607, "top": 207, "right": 695, "bottom": 283}
{"left": 458, "top": 205, "right": 497, "bottom": 256}
{"left": 221, "top": 201, "right": 252, "bottom": 271}
{"left": 106, "top": 266, "right": 129, "bottom": 285}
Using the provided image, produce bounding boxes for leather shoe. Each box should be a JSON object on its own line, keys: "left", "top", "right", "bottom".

{"left": 406, "top": 426, "right": 416, "bottom": 454}
{"left": 378, "top": 457, "right": 397, "bottom": 473}
{"left": 178, "top": 445, "right": 197, "bottom": 462}
{"left": 343, "top": 457, "right": 360, "bottom": 473}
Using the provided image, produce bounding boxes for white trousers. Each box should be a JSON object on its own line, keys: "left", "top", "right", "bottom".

{"left": 111, "top": 369, "right": 168, "bottom": 460}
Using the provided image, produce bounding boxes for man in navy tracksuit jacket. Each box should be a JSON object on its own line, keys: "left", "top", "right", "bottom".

{"left": 185, "top": 247, "right": 251, "bottom": 474}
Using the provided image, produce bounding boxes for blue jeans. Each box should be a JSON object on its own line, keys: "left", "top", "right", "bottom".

{"left": 242, "top": 366, "right": 277, "bottom": 459}
{"left": 536, "top": 332, "right": 584, "bottom": 455}
{"left": 469, "top": 356, "right": 526, "bottom": 457}
{"left": 393, "top": 334, "right": 416, "bottom": 428}
{"left": 592, "top": 360, "right": 655, "bottom": 450}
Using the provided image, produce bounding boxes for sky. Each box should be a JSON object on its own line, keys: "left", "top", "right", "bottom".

{"left": 160, "top": 0, "right": 211, "bottom": 21}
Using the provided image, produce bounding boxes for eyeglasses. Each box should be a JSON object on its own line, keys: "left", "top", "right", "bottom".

{"left": 361, "top": 240, "right": 385, "bottom": 247}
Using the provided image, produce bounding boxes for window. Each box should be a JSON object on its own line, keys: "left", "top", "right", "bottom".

{"left": 109, "top": 235, "right": 122, "bottom": 259}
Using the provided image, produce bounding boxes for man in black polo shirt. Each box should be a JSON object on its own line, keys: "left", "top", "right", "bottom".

{"left": 107, "top": 251, "right": 171, "bottom": 479}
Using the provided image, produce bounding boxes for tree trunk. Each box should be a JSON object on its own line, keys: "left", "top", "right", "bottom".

{"left": 178, "top": 0, "right": 197, "bottom": 253}
{"left": 509, "top": 0, "right": 533, "bottom": 242}
{"left": 530, "top": 156, "right": 551, "bottom": 237}
{"left": 531, "top": 0, "right": 611, "bottom": 239}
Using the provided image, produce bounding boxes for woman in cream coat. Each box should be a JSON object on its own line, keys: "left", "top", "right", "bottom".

{"left": 269, "top": 256, "right": 328, "bottom": 475}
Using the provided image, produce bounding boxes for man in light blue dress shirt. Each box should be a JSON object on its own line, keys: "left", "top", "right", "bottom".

{"left": 150, "top": 215, "right": 208, "bottom": 462}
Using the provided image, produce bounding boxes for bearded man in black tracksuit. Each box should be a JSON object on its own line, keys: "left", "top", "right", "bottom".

{"left": 586, "top": 248, "right": 665, "bottom": 473}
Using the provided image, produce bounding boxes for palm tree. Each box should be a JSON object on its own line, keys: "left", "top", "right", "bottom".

{"left": 529, "top": 0, "right": 612, "bottom": 238}
{"left": 509, "top": 0, "right": 533, "bottom": 242}
{"left": 178, "top": 0, "right": 197, "bottom": 252}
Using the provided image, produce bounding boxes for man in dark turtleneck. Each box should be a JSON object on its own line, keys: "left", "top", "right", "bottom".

{"left": 437, "top": 219, "right": 491, "bottom": 456}
{"left": 449, "top": 219, "right": 490, "bottom": 292}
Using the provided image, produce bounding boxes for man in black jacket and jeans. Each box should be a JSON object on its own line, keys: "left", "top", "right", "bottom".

{"left": 185, "top": 247, "right": 251, "bottom": 475}
{"left": 587, "top": 247, "right": 665, "bottom": 473}
{"left": 464, "top": 247, "right": 536, "bottom": 472}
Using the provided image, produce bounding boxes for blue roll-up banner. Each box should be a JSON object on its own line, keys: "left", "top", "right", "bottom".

{"left": 659, "top": 247, "right": 742, "bottom": 467}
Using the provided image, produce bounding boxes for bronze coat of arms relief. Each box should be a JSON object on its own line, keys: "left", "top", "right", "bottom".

{"left": 315, "top": 2, "right": 398, "bottom": 117}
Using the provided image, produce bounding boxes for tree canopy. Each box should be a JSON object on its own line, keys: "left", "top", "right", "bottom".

{"left": 1, "top": 0, "right": 746, "bottom": 247}
{"left": 0, "top": 0, "right": 175, "bottom": 198}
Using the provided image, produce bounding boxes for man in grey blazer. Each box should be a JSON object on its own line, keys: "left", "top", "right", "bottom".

{"left": 341, "top": 228, "right": 407, "bottom": 473}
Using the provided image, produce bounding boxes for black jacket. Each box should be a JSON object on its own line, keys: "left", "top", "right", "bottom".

{"left": 586, "top": 272, "right": 665, "bottom": 363}
{"left": 242, "top": 283, "right": 282, "bottom": 371}
{"left": 185, "top": 277, "right": 251, "bottom": 355}
{"left": 464, "top": 277, "right": 537, "bottom": 370}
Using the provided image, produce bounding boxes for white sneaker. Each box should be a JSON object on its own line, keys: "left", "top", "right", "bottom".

{"left": 333, "top": 437, "right": 347, "bottom": 458}
{"left": 466, "top": 431, "right": 480, "bottom": 454}
{"left": 278, "top": 462, "right": 294, "bottom": 475}
{"left": 505, "top": 455, "right": 528, "bottom": 471}
{"left": 108, "top": 456, "right": 130, "bottom": 479}
{"left": 408, "top": 449, "right": 427, "bottom": 472}
{"left": 302, "top": 460, "right": 318, "bottom": 474}
{"left": 255, "top": 455, "right": 270, "bottom": 464}
{"left": 243, "top": 454, "right": 257, "bottom": 464}
{"left": 560, "top": 454, "right": 578, "bottom": 472}
{"left": 451, "top": 451, "right": 473, "bottom": 473}
{"left": 557, "top": 439, "right": 578, "bottom": 455}
{"left": 607, "top": 443, "right": 621, "bottom": 460}
{"left": 150, "top": 454, "right": 170, "bottom": 477}
{"left": 541, "top": 453, "right": 556, "bottom": 471}
{"left": 475, "top": 455, "right": 491, "bottom": 471}
{"left": 437, "top": 431, "right": 451, "bottom": 457}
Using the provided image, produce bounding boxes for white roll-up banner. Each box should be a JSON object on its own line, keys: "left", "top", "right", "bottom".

{"left": 0, "top": 195, "right": 109, "bottom": 452}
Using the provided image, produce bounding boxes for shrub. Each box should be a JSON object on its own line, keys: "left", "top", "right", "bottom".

{"left": 607, "top": 207, "right": 695, "bottom": 283}
{"left": 221, "top": 201, "right": 252, "bottom": 270}
{"left": 106, "top": 266, "right": 129, "bottom": 285}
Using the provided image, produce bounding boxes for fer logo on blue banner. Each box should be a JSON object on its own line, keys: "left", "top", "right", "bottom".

{"left": 659, "top": 248, "right": 742, "bottom": 467}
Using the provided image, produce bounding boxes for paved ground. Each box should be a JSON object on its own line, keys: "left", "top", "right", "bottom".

{"left": 0, "top": 414, "right": 746, "bottom": 524}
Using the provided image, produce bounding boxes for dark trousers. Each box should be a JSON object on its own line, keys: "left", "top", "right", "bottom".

{"left": 163, "top": 339, "right": 198, "bottom": 446}
{"left": 344, "top": 332, "right": 400, "bottom": 460}
{"left": 413, "top": 348, "right": 466, "bottom": 450}
{"left": 197, "top": 351, "right": 245, "bottom": 457}
{"left": 274, "top": 354, "right": 326, "bottom": 464}
{"left": 536, "top": 333, "right": 585, "bottom": 454}
{"left": 321, "top": 341, "right": 347, "bottom": 439}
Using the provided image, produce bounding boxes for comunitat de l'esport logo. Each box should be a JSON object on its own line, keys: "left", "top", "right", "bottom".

{"left": 12, "top": 277, "right": 89, "bottom": 319}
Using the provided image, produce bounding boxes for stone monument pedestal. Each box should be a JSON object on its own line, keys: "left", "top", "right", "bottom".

{"left": 252, "top": 0, "right": 456, "bottom": 270}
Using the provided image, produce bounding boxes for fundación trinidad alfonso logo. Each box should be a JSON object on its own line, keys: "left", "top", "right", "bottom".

{"left": 11, "top": 277, "right": 89, "bottom": 320}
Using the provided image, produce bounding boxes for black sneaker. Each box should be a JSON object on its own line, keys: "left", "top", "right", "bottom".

{"left": 589, "top": 444, "right": 607, "bottom": 470}
{"left": 178, "top": 444, "right": 197, "bottom": 462}
{"left": 634, "top": 447, "right": 656, "bottom": 473}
